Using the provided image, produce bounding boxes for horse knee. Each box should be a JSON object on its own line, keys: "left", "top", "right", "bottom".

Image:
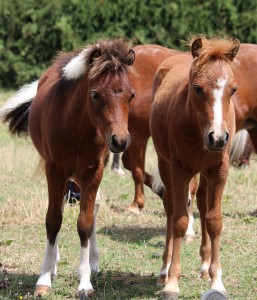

{"left": 172, "top": 215, "right": 189, "bottom": 237}
{"left": 206, "top": 212, "right": 222, "bottom": 237}
{"left": 46, "top": 211, "right": 62, "bottom": 245}
{"left": 77, "top": 213, "right": 94, "bottom": 247}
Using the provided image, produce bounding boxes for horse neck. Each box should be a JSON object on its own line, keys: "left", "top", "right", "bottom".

{"left": 184, "top": 89, "right": 205, "bottom": 138}
{"left": 65, "top": 78, "right": 95, "bottom": 134}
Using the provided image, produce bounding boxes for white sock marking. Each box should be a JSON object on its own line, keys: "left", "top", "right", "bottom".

{"left": 36, "top": 237, "right": 59, "bottom": 287}
{"left": 78, "top": 242, "right": 93, "bottom": 292}
{"left": 160, "top": 261, "right": 171, "bottom": 276}
{"left": 211, "top": 268, "right": 226, "bottom": 292}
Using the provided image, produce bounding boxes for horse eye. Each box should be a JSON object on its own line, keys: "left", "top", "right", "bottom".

{"left": 91, "top": 90, "right": 100, "bottom": 100}
{"left": 231, "top": 86, "right": 238, "bottom": 96}
{"left": 193, "top": 84, "right": 202, "bottom": 94}
{"left": 129, "top": 92, "right": 136, "bottom": 102}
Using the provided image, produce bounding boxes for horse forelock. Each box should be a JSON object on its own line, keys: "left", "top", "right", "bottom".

{"left": 60, "top": 38, "right": 134, "bottom": 81}
{"left": 190, "top": 37, "right": 236, "bottom": 73}
{"left": 87, "top": 39, "right": 134, "bottom": 80}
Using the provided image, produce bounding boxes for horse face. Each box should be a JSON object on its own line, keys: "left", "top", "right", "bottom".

{"left": 89, "top": 73, "right": 135, "bottom": 153}
{"left": 191, "top": 62, "right": 237, "bottom": 151}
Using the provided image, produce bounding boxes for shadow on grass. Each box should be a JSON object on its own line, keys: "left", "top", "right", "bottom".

{"left": 0, "top": 269, "right": 163, "bottom": 300}
{"left": 92, "top": 270, "right": 163, "bottom": 300}
{"left": 98, "top": 225, "right": 166, "bottom": 245}
{"left": 0, "top": 270, "right": 37, "bottom": 299}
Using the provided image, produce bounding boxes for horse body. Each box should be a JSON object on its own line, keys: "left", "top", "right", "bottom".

{"left": 150, "top": 37, "right": 239, "bottom": 298}
{"left": 122, "top": 44, "right": 178, "bottom": 212}
{"left": 1, "top": 38, "right": 135, "bottom": 298}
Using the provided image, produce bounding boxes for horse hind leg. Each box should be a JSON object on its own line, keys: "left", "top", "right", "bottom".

{"left": 122, "top": 139, "right": 148, "bottom": 214}
{"left": 89, "top": 187, "right": 101, "bottom": 272}
{"left": 34, "top": 163, "right": 66, "bottom": 297}
{"left": 184, "top": 175, "right": 199, "bottom": 242}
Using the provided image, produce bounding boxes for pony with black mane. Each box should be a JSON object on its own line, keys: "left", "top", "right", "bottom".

{"left": 0, "top": 38, "right": 135, "bottom": 298}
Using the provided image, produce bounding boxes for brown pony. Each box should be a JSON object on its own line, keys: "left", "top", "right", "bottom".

{"left": 0, "top": 38, "right": 135, "bottom": 298}
{"left": 150, "top": 36, "right": 239, "bottom": 298}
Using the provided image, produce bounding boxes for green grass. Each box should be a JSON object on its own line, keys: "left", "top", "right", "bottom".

{"left": 0, "top": 90, "right": 257, "bottom": 300}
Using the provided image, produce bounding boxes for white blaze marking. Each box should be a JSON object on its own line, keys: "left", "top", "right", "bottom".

{"left": 213, "top": 77, "right": 227, "bottom": 137}
{"left": 62, "top": 48, "right": 89, "bottom": 80}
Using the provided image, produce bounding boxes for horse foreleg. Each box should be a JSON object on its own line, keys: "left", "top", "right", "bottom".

{"left": 35, "top": 163, "right": 66, "bottom": 297}
{"left": 205, "top": 164, "right": 228, "bottom": 293}
{"left": 184, "top": 174, "right": 199, "bottom": 242}
{"left": 196, "top": 175, "right": 211, "bottom": 279}
{"left": 163, "top": 165, "right": 189, "bottom": 299}
{"left": 156, "top": 157, "right": 173, "bottom": 286}
{"left": 77, "top": 166, "right": 103, "bottom": 297}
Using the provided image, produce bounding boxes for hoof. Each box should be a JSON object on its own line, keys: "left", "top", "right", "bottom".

{"left": 157, "top": 274, "right": 168, "bottom": 286}
{"left": 163, "top": 292, "right": 179, "bottom": 300}
{"left": 183, "top": 234, "right": 195, "bottom": 243}
{"left": 127, "top": 205, "right": 141, "bottom": 214}
{"left": 201, "top": 289, "right": 227, "bottom": 300}
{"left": 34, "top": 285, "right": 50, "bottom": 297}
{"left": 77, "top": 289, "right": 94, "bottom": 299}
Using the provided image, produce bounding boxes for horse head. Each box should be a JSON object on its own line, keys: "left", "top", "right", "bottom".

{"left": 189, "top": 36, "right": 240, "bottom": 151}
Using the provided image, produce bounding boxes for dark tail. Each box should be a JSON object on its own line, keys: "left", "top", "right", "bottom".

{"left": 0, "top": 80, "right": 38, "bottom": 136}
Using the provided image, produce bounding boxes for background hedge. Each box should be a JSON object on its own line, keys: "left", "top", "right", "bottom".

{"left": 1, "top": 0, "right": 257, "bottom": 88}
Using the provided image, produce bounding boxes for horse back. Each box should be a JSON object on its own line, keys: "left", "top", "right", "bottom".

{"left": 232, "top": 44, "right": 257, "bottom": 128}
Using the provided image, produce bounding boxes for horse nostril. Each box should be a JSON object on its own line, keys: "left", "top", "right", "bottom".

{"left": 208, "top": 131, "right": 214, "bottom": 145}
{"left": 225, "top": 132, "right": 229, "bottom": 142}
{"left": 111, "top": 135, "right": 120, "bottom": 148}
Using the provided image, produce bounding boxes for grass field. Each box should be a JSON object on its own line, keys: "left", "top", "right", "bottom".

{"left": 0, "top": 90, "right": 256, "bottom": 300}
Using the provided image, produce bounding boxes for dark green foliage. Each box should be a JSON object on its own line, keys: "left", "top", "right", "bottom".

{"left": 0, "top": 0, "right": 256, "bottom": 88}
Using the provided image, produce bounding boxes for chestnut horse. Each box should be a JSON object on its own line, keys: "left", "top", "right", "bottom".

{"left": 150, "top": 36, "right": 239, "bottom": 298}
{"left": 122, "top": 45, "right": 178, "bottom": 212}
{"left": 0, "top": 38, "right": 135, "bottom": 298}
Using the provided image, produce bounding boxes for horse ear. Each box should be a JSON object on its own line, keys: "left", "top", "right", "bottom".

{"left": 89, "top": 48, "right": 102, "bottom": 65}
{"left": 127, "top": 49, "right": 135, "bottom": 66}
{"left": 227, "top": 39, "right": 240, "bottom": 61}
{"left": 191, "top": 37, "right": 203, "bottom": 58}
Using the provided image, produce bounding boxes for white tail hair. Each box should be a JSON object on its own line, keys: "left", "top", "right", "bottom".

{"left": 151, "top": 167, "right": 165, "bottom": 198}
{"left": 0, "top": 80, "right": 39, "bottom": 121}
{"left": 229, "top": 129, "right": 248, "bottom": 166}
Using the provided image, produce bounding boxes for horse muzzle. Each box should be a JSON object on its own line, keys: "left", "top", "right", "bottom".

{"left": 206, "top": 130, "right": 229, "bottom": 151}
{"left": 108, "top": 133, "right": 131, "bottom": 153}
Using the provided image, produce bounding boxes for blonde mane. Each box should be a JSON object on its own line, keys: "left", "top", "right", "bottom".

{"left": 188, "top": 36, "right": 237, "bottom": 72}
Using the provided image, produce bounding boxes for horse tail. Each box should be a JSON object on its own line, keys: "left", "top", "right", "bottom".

{"left": 151, "top": 167, "right": 165, "bottom": 199}
{"left": 0, "top": 80, "right": 39, "bottom": 136}
{"left": 229, "top": 129, "right": 248, "bottom": 166}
